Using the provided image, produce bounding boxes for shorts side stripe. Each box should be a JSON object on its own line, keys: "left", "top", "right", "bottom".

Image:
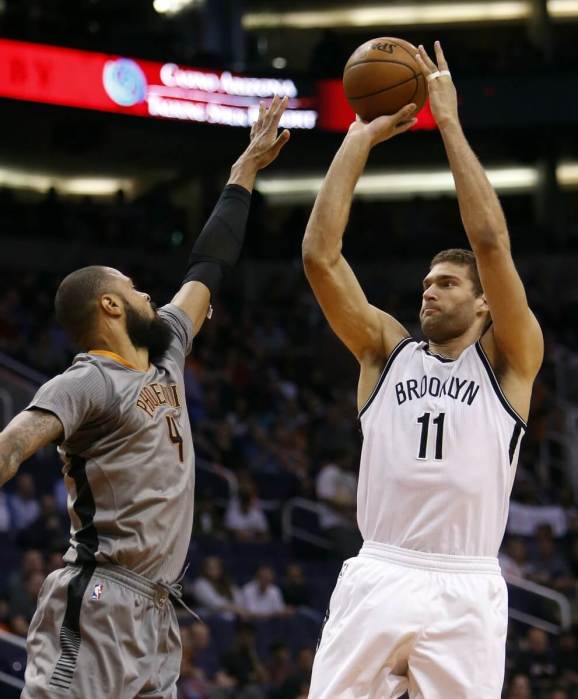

{"left": 48, "top": 565, "right": 95, "bottom": 691}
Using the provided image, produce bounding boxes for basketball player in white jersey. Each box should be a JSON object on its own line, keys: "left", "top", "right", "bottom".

{"left": 302, "top": 43, "right": 543, "bottom": 699}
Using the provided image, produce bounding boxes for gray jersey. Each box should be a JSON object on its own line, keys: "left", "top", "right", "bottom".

{"left": 27, "top": 304, "right": 194, "bottom": 582}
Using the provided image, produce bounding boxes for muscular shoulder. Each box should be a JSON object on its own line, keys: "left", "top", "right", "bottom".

{"left": 482, "top": 312, "right": 543, "bottom": 381}
{"left": 479, "top": 327, "right": 538, "bottom": 422}
{"left": 480, "top": 325, "right": 542, "bottom": 382}
{"left": 359, "top": 306, "right": 410, "bottom": 368}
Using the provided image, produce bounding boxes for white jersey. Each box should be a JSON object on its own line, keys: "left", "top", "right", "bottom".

{"left": 358, "top": 338, "right": 526, "bottom": 557}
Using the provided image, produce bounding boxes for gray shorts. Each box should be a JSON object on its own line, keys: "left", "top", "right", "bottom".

{"left": 22, "top": 563, "right": 182, "bottom": 699}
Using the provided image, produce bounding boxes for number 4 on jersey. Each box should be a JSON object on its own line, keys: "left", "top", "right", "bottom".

{"left": 165, "top": 415, "right": 184, "bottom": 462}
{"left": 416, "top": 412, "right": 445, "bottom": 460}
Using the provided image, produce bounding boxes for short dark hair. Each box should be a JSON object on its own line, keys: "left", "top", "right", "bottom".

{"left": 430, "top": 248, "right": 483, "bottom": 297}
{"left": 54, "top": 266, "right": 115, "bottom": 346}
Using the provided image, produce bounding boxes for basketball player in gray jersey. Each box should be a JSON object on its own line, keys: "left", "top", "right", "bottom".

{"left": 0, "top": 96, "right": 290, "bottom": 699}
{"left": 303, "top": 45, "right": 543, "bottom": 698}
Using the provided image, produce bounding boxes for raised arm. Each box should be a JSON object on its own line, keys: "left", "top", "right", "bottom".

{"left": 172, "top": 96, "right": 291, "bottom": 336}
{"left": 416, "top": 42, "right": 543, "bottom": 378}
{"left": 0, "top": 409, "right": 63, "bottom": 487}
{"left": 302, "top": 106, "right": 417, "bottom": 362}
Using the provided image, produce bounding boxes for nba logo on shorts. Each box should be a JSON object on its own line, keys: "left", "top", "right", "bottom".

{"left": 91, "top": 583, "right": 104, "bottom": 600}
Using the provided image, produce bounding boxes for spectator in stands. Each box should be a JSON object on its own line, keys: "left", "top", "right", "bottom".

{"left": 193, "top": 491, "right": 225, "bottom": 539}
{"left": 190, "top": 556, "right": 246, "bottom": 620}
{"left": 315, "top": 450, "right": 361, "bottom": 559}
{"left": 8, "top": 473, "right": 40, "bottom": 530}
{"left": 9, "top": 569, "right": 45, "bottom": 623}
{"left": 177, "top": 622, "right": 214, "bottom": 699}
{"left": 9, "top": 614, "right": 29, "bottom": 638}
{"left": 211, "top": 421, "right": 247, "bottom": 472}
{"left": 27, "top": 325, "right": 68, "bottom": 373}
{"left": 314, "top": 404, "right": 354, "bottom": 455}
{"left": 549, "top": 690, "right": 569, "bottom": 699}
{"left": 508, "top": 485, "right": 567, "bottom": 538}
{"left": 281, "top": 564, "right": 312, "bottom": 609}
{"left": 274, "top": 647, "right": 314, "bottom": 699}
{"left": 270, "top": 422, "right": 311, "bottom": 483}
{"left": 514, "top": 628, "right": 559, "bottom": 694}
{"left": 6, "top": 549, "right": 44, "bottom": 598}
{"left": 224, "top": 482, "right": 269, "bottom": 543}
{"left": 507, "top": 673, "right": 533, "bottom": 698}
{"left": 527, "top": 524, "right": 574, "bottom": 592}
{"left": 499, "top": 536, "right": 532, "bottom": 578}
{"left": 242, "top": 565, "right": 288, "bottom": 618}
{"left": 245, "top": 424, "right": 288, "bottom": 476}
{"left": 17, "top": 493, "right": 67, "bottom": 551}
{"left": 266, "top": 642, "right": 294, "bottom": 693}
{"left": 557, "top": 628, "right": 578, "bottom": 692}
{"left": 215, "top": 621, "right": 268, "bottom": 699}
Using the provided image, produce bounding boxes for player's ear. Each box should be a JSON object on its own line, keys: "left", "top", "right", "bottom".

{"left": 99, "top": 293, "right": 123, "bottom": 318}
{"left": 476, "top": 293, "right": 489, "bottom": 315}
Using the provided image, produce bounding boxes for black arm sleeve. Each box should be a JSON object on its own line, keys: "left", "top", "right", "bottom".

{"left": 183, "top": 184, "right": 252, "bottom": 297}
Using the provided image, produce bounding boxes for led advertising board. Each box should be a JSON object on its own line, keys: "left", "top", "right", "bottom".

{"left": 0, "top": 39, "right": 435, "bottom": 132}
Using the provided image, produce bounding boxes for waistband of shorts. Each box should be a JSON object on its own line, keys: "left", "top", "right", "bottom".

{"left": 359, "top": 541, "right": 501, "bottom": 575}
{"left": 68, "top": 562, "right": 167, "bottom": 600}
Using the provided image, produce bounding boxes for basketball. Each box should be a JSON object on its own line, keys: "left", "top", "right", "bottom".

{"left": 343, "top": 37, "right": 427, "bottom": 121}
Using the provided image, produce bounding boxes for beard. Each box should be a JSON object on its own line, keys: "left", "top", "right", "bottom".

{"left": 125, "top": 302, "right": 173, "bottom": 362}
{"left": 420, "top": 309, "right": 472, "bottom": 344}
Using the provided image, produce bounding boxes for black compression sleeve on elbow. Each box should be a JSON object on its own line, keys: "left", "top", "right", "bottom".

{"left": 182, "top": 184, "right": 252, "bottom": 297}
{"left": 183, "top": 260, "right": 223, "bottom": 298}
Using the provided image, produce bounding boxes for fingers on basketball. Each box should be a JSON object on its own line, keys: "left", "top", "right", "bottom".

{"left": 397, "top": 117, "right": 418, "bottom": 133}
{"left": 416, "top": 44, "right": 437, "bottom": 75}
{"left": 434, "top": 41, "right": 449, "bottom": 71}
{"left": 413, "top": 53, "right": 428, "bottom": 77}
{"left": 393, "top": 103, "right": 417, "bottom": 125}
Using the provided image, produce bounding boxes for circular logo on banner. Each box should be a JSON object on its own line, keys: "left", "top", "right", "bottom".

{"left": 103, "top": 58, "right": 147, "bottom": 107}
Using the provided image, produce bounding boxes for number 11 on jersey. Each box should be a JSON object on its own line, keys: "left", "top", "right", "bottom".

{"left": 416, "top": 412, "right": 445, "bottom": 460}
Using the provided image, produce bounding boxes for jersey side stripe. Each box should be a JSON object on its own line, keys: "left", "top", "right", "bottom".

{"left": 474, "top": 342, "right": 527, "bottom": 429}
{"left": 508, "top": 423, "right": 523, "bottom": 464}
{"left": 68, "top": 454, "right": 99, "bottom": 564}
{"left": 358, "top": 338, "right": 416, "bottom": 421}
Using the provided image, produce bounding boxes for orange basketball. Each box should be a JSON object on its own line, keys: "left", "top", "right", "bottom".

{"left": 343, "top": 37, "right": 427, "bottom": 121}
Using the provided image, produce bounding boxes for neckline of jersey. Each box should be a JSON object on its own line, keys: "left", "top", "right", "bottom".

{"left": 421, "top": 343, "right": 458, "bottom": 363}
{"left": 88, "top": 349, "right": 150, "bottom": 373}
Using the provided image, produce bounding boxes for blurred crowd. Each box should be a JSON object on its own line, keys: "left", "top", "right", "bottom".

{"left": 1, "top": 187, "right": 578, "bottom": 698}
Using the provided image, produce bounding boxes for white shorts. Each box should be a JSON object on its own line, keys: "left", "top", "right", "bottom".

{"left": 309, "top": 541, "right": 508, "bottom": 699}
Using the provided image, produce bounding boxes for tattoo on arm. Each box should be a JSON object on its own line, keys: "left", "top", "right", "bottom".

{"left": 0, "top": 409, "right": 64, "bottom": 486}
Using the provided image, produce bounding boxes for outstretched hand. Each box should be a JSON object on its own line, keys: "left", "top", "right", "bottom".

{"left": 415, "top": 41, "right": 459, "bottom": 127}
{"left": 244, "top": 95, "right": 291, "bottom": 170}
{"left": 348, "top": 103, "right": 418, "bottom": 148}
